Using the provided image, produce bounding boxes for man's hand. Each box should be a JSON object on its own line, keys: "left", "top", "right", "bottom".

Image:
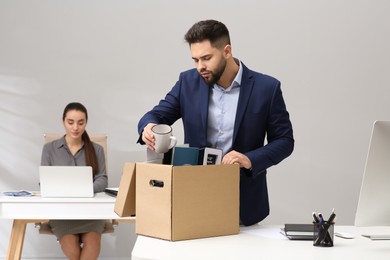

{"left": 142, "top": 123, "right": 157, "bottom": 150}
{"left": 222, "top": 150, "right": 252, "bottom": 170}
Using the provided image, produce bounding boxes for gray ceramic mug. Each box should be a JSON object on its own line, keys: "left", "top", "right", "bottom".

{"left": 152, "top": 124, "right": 177, "bottom": 153}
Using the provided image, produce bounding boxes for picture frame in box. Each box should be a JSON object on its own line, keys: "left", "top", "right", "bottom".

{"left": 199, "top": 147, "right": 223, "bottom": 165}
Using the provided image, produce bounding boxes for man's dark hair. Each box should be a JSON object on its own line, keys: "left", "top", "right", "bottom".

{"left": 184, "top": 20, "right": 231, "bottom": 49}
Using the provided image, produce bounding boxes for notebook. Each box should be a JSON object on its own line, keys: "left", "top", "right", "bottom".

{"left": 281, "top": 224, "right": 314, "bottom": 240}
{"left": 39, "top": 166, "right": 94, "bottom": 198}
{"left": 105, "top": 187, "right": 119, "bottom": 197}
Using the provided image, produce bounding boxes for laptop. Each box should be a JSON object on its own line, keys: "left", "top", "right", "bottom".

{"left": 39, "top": 166, "right": 94, "bottom": 198}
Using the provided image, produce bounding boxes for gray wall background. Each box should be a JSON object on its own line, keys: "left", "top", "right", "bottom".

{"left": 1, "top": 0, "right": 389, "bottom": 258}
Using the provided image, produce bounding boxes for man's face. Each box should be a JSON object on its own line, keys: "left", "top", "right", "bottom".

{"left": 190, "top": 40, "right": 227, "bottom": 85}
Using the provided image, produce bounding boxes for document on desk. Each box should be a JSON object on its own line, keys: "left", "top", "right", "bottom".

{"left": 240, "top": 226, "right": 286, "bottom": 240}
{"left": 3, "top": 190, "right": 33, "bottom": 196}
{"left": 362, "top": 234, "right": 390, "bottom": 240}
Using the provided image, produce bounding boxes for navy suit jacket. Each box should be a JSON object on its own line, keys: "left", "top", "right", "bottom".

{"left": 138, "top": 62, "right": 294, "bottom": 226}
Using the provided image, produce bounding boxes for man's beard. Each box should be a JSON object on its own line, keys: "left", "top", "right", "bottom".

{"left": 200, "top": 59, "right": 227, "bottom": 86}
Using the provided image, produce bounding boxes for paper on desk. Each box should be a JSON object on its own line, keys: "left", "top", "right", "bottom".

{"left": 359, "top": 226, "right": 390, "bottom": 240}
{"left": 240, "top": 226, "right": 287, "bottom": 240}
{"left": 3, "top": 190, "right": 33, "bottom": 196}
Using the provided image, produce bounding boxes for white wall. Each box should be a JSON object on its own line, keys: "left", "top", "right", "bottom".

{"left": 1, "top": 0, "right": 389, "bottom": 258}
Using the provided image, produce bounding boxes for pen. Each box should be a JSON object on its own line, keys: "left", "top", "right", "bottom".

{"left": 327, "top": 208, "right": 336, "bottom": 223}
{"left": 312, "top": 212, "right": 320, "bottom": 223}
{"left": 318, "top": 213, "right": 325, "bottom": 223}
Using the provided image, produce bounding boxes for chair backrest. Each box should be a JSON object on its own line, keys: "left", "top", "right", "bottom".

{"left": 43, "top": 133, "right": 108, "bottom": 172}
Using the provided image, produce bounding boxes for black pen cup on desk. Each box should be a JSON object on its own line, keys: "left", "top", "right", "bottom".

{"left": 313, "top": 221, "right": 334, "bottom": 247}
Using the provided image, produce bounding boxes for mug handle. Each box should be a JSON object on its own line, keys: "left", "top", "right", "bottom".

{"left": 169, "top": 136, "right": 177, "bottom": 149}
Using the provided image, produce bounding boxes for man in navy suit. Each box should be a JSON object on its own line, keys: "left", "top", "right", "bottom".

{"left": 137, "top": 19, "right": 294, "bottom": 226}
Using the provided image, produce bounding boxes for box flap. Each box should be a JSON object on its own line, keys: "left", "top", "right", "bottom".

{"left": 114, "top": 162, "right": 136, "bottom": 217}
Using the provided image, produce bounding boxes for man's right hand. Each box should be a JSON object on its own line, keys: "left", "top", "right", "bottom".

{"left": 142, "top": 123, "right": 157, "bottom": 150}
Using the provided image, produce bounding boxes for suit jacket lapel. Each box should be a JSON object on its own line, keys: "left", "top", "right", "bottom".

{"left": 199, "top": 79, "right": 211, "bottom": 145}
{"left": 233, "top": 64, "right": 254, "bottom": 145}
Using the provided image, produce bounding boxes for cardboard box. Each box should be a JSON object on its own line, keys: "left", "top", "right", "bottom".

{"left": 135, "top": 162, "right": 240, "bottom": 241}
{"left": 114, "top": 162, "right": 136, "bottom": 217}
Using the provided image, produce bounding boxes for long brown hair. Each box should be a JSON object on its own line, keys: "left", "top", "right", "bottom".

{"left": 63, "top": 102, "right": 99, "bottom": 175}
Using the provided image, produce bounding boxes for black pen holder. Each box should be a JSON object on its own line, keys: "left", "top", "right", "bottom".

{"left": 313, "top": 221, "right": 334, "bottom": 247}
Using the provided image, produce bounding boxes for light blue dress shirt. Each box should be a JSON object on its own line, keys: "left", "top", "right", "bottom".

{"left": 207, "top": 60, "right": 243, "bottom": 155}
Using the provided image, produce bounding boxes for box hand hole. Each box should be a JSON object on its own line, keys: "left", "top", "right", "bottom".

{"left": 149, "top": 179, "right": 164, "bottom": 188}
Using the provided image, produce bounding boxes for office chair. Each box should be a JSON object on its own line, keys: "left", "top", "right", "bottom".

{"left": 35, "top": 133, "right": 117, "bottom": 234}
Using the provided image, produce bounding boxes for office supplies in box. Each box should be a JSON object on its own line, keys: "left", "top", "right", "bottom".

{"left": 172, "top": 146, "right": 223, "bottom": 166}
{"left": 114, "top": 162, "right": 136, "bottom": 217}
{"left": 135, "top": 162, "right": 240, "bottom": 241}
{"left": 172, "top": 146, "right": 200, "bottom": 166}
{"left": 198, "top": 147, "right": 222, "bottom": 165}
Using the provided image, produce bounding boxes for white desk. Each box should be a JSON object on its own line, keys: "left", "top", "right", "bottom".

{"left": 132, "top": 225, "right": 390, "bottom": 260}
{"left": 0, "top": 192, "right": 134, "bottom": 260}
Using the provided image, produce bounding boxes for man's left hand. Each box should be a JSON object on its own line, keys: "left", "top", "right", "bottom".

{"left": 222, "top": 150, "right": 252, "bottom": 170}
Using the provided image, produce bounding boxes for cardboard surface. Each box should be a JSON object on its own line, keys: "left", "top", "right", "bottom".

{"left": 114, "top": 162, "right": 136, "bottom": 217}
{"left": 135, "top": 162, "right": 240, "bottom": 241}
{"left": 135, "top": 163, "right": 173, "bottom": 239}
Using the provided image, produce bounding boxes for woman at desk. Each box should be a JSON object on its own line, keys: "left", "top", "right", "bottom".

{"left": 41, "top": 102, "right": 108, "bottom": 260}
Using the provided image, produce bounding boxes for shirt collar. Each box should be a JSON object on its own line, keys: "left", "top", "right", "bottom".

{"left": 233, "top": 58, "right": 243, "bottom": 87}
{"left": 57, "top": 135, "right": 67, "bottom": 149}
{"left": 56, "top": 135, "right": 85, "bottom": 153}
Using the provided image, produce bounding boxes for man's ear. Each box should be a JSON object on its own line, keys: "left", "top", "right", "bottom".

{"left": 224, "top": 44, "right": 232, "bottom": 58}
